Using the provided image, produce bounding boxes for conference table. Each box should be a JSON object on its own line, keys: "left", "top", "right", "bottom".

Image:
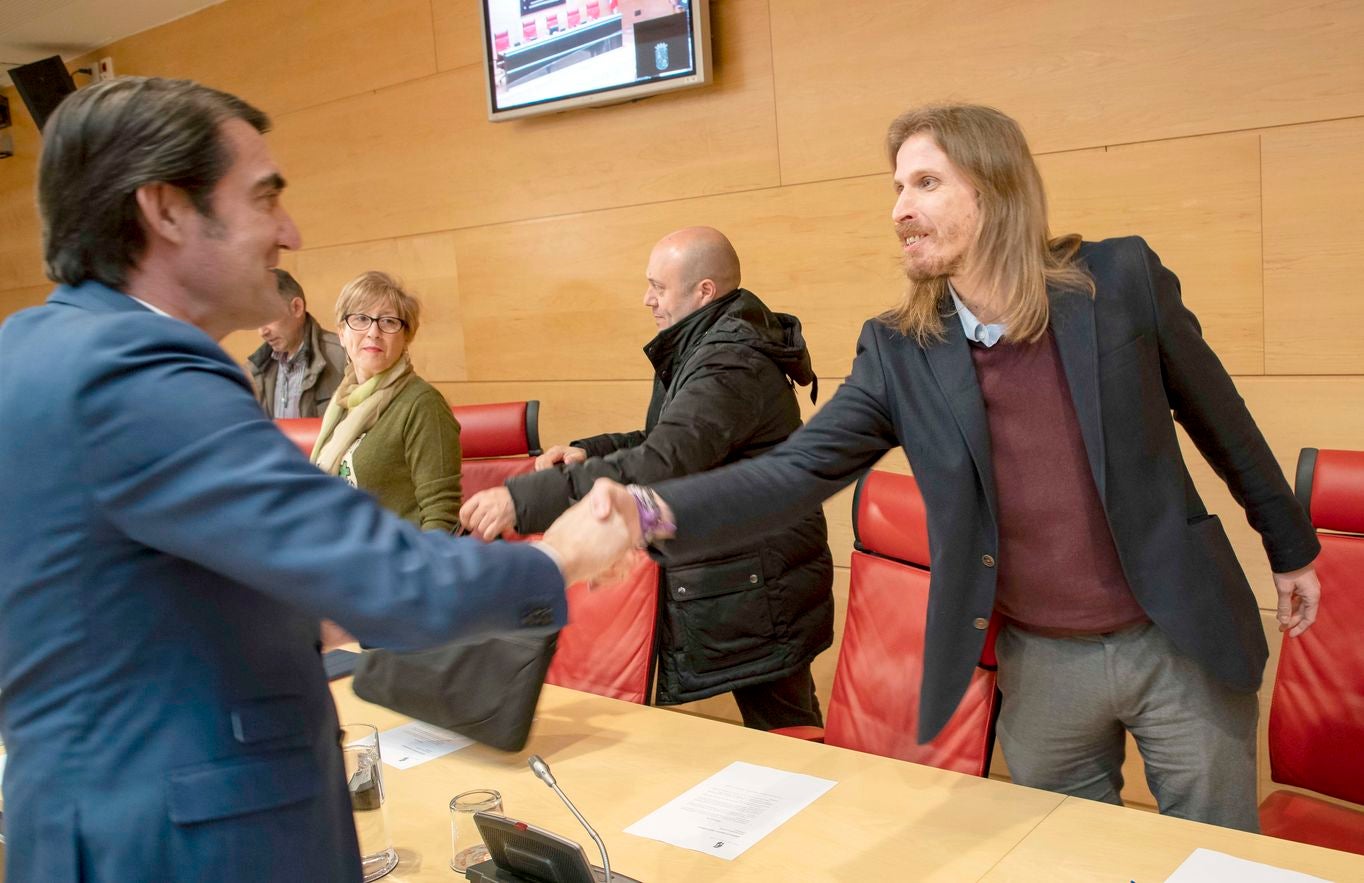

{"left": 332, "top": 681, "right": 1364, "bottom": 882}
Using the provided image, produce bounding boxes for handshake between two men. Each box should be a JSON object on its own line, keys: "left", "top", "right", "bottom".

{"left": 479, "top": 478, "right": 661, "bottom": 586}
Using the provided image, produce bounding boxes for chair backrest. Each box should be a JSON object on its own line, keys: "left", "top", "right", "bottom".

{"left": 823, "top": 469, "right": 999, "bottom": 776}
{"left": 275, "top": 400, "right": 541, "bottom": 498}
{"left": 494, "top": 30, "right": 510, "bottom": 53}
{"left": 544, "top": 548, "right": 659, "bottom": 703}
{"left": 567, "top": 8, "right": 581, "bottom": 27}
{"left": 1270, "top": 449, "right": 1364, "bottom": 804}
{"left": 586, "top": 0, "right": 600, "bottom": 18}
{"left": 522, "top": 19, "right": 537, "bottom": 41}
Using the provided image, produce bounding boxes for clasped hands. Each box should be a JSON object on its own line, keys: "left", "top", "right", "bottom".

{"left": 460, "top": 478, "right": 646, "bottom": 587}
{"left": 457, "top": 445, "right": 588, "bottom": 541}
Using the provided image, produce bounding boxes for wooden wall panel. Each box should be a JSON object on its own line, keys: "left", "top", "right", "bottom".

{"left": 1040, "top": 133, "right": 1264, "bottom": 375}
{"left": 271, "top": 0, "right": 778, "bottom": 251}
{"left": 0, "top": 100, "right": 45, "bottom": 292}
{"left": 0, "top": 285, "right": 50, "bottom": 317}
{"left": 90, "top": 0, "right": 438, "bottom": 118}
{"left": 453, "top": 176, "right": 900, "bottom": 382}
{"left": 1263, "top": 117, "right": 1364, "bottom": 375}
{"left": 769, "top": 0, "right": 1364, "bottom": 184}
{"left": 432, "top": 0, "right": 486, "bottom": 73}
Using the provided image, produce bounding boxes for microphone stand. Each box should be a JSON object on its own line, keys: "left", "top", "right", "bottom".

{"left": 528, "top": 754, "right": 613, "bottom": 882}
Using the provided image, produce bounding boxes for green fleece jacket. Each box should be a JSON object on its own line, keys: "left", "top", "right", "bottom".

{"left": 344, "top": 376, "right": 462, "bottom": 531}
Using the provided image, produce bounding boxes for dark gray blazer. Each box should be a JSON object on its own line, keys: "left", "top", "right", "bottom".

{"left": 655, "top": 236, "right": 1319, "bottom": 742}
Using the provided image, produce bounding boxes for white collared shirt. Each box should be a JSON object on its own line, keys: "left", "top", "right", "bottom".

{"left": 949, "top": 285, "right": 1007, "bottom": 347}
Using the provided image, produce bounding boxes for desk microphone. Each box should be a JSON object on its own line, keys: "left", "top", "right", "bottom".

{"left": 528, "top": 754, "right": 613, "bottom": 883}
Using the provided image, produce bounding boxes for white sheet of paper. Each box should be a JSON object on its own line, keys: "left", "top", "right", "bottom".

{"left": 379, "top": 721, "right": 474, "bottom": 770}
{"left": 625, "top": 760, "right": 836, "bottom": 860}
{"left": 1165, "top": 848, "right": 1332, "bottom": 883}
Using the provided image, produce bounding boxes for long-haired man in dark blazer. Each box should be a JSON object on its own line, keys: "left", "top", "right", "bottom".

{"left": 584, "top": 103, "right": 1323, "bottom": 831}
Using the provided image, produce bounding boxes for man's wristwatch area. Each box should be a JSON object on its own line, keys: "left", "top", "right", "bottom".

{"left": 626, "top": 484, "right": 676, "bottom": 546}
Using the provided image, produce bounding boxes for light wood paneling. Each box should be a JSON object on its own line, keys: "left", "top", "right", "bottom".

{"left": 1263, "top": 116, "right": 1364, "bottom": 374}
{"left": 0, "top": 284, "right": 50, "bottom": 317}
{"left": 432, "top": 0, "right": 486, "bottom": 73}
{"left": 0, "top": 96, "right": 45, "bottom": 292}
{"left": 1040, "top": 133, "right": 1264, "bottom": 375}
{"left": 769, "top": 0, "right": 1364, "bottom": 184}
{"left": 90, "top": 0, "right": 438, "bottom": 118}
{"left": 452, "top": 176, "right": 900, "bottom": 381}
{"left": 271, "top": 0, "right": 778, "bottom": 250}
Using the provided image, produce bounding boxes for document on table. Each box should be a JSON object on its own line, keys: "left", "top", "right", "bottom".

{"left": 379, "top": 721, "right": 474, "bottom": 770}
{"left": 1165, "top": 848, "right": 1331, "bottom": 882}
{"left": 625, "top": 760, "right": 837, "bottom": 860}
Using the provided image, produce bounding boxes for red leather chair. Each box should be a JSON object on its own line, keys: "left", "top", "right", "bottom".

{"left": 493, "top": 30, "right": 510, "bottom": 53}
{"left": 545, "top": 549, "right": 658, "bottom": 702}
{"left": 586, "top": 1, "right": 600, "bottom": 20}
{"left": 567, "top": 8, "right": 581, "bottom": 28}
{"left": 276, "top": 400, "right": 541, "bottom": 498}
{"left": 1259, "top": 449, "right": 1364, "bottom": 855}
{"left": 522, "top": 19, "right": 537, "bottom": 42}
{"left": 545, "top": 12, "right": 559, "bottom": 33}
{"left": 774, "top": 470, "right": 1001, "bottom": 776}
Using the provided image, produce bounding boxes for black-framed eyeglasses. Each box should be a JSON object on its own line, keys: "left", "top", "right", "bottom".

{"left": 344, "top": 313, "right": 407, "bottom": 334}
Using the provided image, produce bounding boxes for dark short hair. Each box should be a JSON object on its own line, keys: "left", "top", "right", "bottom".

{"left": 38, "top": 77, "right": 270, "bottom": 289}
{"left": 272, "top": 268, "right": 305, "bottom": 305}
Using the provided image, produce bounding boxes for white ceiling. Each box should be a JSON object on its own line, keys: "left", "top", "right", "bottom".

{"left": 0, "top": 0, "right": 222, "bottom": 87}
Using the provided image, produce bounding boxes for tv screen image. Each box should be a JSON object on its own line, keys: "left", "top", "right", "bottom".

{"left": 480, "top": 0, "right": 711, "bottom": 121}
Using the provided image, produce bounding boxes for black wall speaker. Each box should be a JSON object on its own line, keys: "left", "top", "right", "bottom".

{"left": 10, "top": 56, "right": 77, "bottom": 133}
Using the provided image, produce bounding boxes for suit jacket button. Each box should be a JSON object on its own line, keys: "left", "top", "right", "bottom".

{"left": 973, "top": 617, "right": 989, "bottom": 630}
{"left": 981, "top": 553, "right": 996, "bottom": 567}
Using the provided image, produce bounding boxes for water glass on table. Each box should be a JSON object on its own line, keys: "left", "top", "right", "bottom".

{"left": 342, "top": 723, "right": 399, "bottom": 882}
{"left": 450, "top": 788, "right": 504, "bottom": 871}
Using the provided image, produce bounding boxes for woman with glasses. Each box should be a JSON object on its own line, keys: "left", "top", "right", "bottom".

{"left": 311, "top": 270, "right": 462, "bottom": 531}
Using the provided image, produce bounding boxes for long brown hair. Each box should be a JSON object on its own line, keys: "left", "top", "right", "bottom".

{"left": 879, "top": 104, "right": 1093, "bottom": 345}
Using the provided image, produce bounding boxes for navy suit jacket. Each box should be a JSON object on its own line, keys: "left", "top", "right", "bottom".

{"left": 656, "top": 237, "right": 1319, "bottom": 742}
{"left": 0, "top": 282, "right": 566, "bottom": 881}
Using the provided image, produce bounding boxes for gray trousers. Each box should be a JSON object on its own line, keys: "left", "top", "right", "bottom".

{"left": 994, "top": 621, "right": 1260, "bottom": 832}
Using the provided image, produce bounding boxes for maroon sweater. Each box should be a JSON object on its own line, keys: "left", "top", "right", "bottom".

{"left": 969, "top": 332, "right": 1149, "bottom": 634}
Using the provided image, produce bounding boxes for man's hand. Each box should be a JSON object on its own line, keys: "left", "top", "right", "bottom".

{"left": 534, "top": 444, "right": 588, "bottom": 472}
{"left": 320, "top": 619, "right": 356, "bottom": 650}
{"left": 541, "top": 479, "right": 638, "bottom": 585}
{"left": 583, "top": 478, "right": 648, "bottom": 548}
{"left": 459, "top": 486, "right": 517, "bottom": 541}
{"left": 1272, "top": 563, "right": 1321, "bottom": 637}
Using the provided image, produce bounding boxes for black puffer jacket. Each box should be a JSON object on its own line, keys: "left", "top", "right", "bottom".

{"left": 508, "top": 289, "right": 834, "bottom": 704}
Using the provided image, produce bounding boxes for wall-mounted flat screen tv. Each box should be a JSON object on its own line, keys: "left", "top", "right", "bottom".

{"left": 480, "top": 0, "right": 711, "bottom": 122}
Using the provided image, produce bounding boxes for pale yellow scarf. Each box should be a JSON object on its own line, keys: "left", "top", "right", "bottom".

{"left": 311, "top": 354, "right": 414, "bottom": 475}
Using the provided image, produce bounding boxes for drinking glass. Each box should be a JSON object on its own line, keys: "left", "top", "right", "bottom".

{"left": 342, "top": 723, "right": 399, "bottom": 882}
{"left": 450, "top": 788, "right": 504, "bottom": 871}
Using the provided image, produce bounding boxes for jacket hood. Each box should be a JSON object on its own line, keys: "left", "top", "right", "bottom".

{"left": 645, "top": 289, "right": 817, "bottom": 396}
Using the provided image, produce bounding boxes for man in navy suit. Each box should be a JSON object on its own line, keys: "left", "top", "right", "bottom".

{"left": 0, "top": 77, "right": 628, "bottom": 881}
{"left": 586, "top": 104, "right": 1322, "bottom": 831}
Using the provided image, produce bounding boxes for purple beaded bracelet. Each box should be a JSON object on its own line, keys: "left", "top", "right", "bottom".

{"left": 626, "top": 484, "right": 676, "bottom": 546}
